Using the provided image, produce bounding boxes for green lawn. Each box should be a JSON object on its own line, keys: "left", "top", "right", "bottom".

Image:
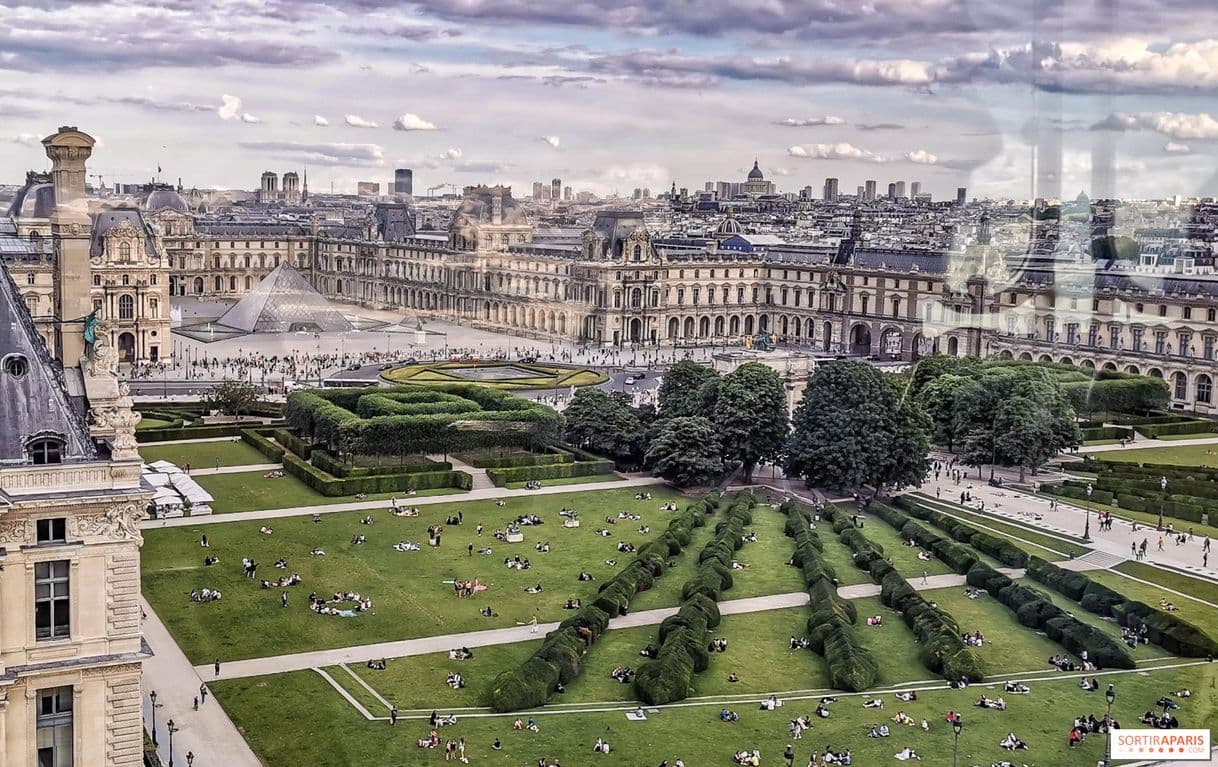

{"left": 143, "top": 487, "right": 686, "bottom": 663}
{"left": 136, "top": 417, "right": 175, "bottom": 431}
{"left": 140, "top": 439, "right": 274, "bottom": 469}
{"left": 854, "top": 513, "right": 955, "bottom": 578}
{"left": 1154, "top": 432, "right": 1218, "bottom": 441}
{"left": 212, "top": 659, "right": 1218, "bottom": 767}
{"left": 1092, "top": 443, "right": 1218, "bottom": 468}
{"left": 921, "top": 585, "right": 1078, "bottom": 669}
{"left": 190, "top": 471, "right": 458, "bottom": 514}
{"left": 1081, "top": 569, "right": 1218, "bottom": 638}
{"left": 1114, "top": 560, "right": 1218, "bottom": 605}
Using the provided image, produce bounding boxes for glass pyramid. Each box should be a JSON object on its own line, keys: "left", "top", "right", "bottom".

{"left": 217, "top": 263, "right": 354, "bottom": 334}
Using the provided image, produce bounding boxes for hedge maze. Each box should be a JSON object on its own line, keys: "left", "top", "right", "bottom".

{"left": 1050, "top": 457, "right": 1218, "bottom": 526}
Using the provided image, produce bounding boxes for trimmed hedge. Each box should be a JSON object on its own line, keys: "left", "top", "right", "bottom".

{"left": 880, "top": 570, "right": 986, "bottom": 681}
{"left": 891, "top": 497, "right": 1029, "bottom": 567}
{"left": 868, "top": 502, "right": 979, "bottom": 575}
{"left": 1081, "top": 426, "right": 1134, "bottom": 442}
{"left": 490, "top": 494, "right": 717, "bottom": 712}
{"left": 486, "top": 459, "right": 615, "bottom": 486}
{"left": 1133, "top": 420, "right": 1216, "bottom": 439}
{"left": 636, "top": 496, "right": 753, "bottom": 705}
{"left": 281, "top": 452, "right": 472, "bottom": 495}
{"left": 966, "top": 563, "right": 1135, "bottom": 669}
{"left": 311, "top": 449, "right": 449, "bottom": 477}
{"left": 136, "top": 423, "right": 284, "bottom": 443}
{"left": 271, "top": 428, "right": 313, "bottom": 460}
{"left": 457, "top": 449, "right": 574, "bottom": 469}
{"left": 779, "top": 501, "right": 878, "bottom": 691}
{"left": 1027, "top": 557, "right": 1218, "bottom": 657}
{"left": 240, "top": 429, "right": 285, "bottom": 462}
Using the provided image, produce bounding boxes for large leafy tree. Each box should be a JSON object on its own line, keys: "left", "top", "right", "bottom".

{"left": 657, "top": 361, "right": 720, "bottom": 419}
{"left": 954, "top": 366, "right": 1081, "bottom": 478}
{"left": 562, "top": 388, "right": 642, "bottom": 462}
{"left": 916, "top": 374, "right": 979, "bottom": 452}
{"left": 907, "top": 355, "right": 980, "bottom": 399}
{"left": 205, "top": 379, "right": 262, "bottom": 418}
{"left": 645, "top": 416, "right": 725, "bottom": 487}
{"left": 713, "top": 362, "right": 789, "bottom": 482}
{"left": 784, "top": 361, "right": 931, "bottom": 495}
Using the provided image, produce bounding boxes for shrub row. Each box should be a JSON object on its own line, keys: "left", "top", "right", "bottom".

{"left": 1133, "top": 420, "right": 1217, "bottom": 439}
{"left": 486, "top": 458, "right": 615, "bottom": 486}
{"left": 867, "top": 503, "right": 979, "bottom": 575}
{"left": 239, "top": 429, "right": 285, "bottom": 462}
{"left": 1081, "top": 426, "right": 1134, "bottom": 442}
{"left": 1048, "top": 483, "right": 1117, "bottom": 506}
{"left": 635, "top": 495, "right": 755, "bottom": 704}
{"left": 1026, "top": 558, "right": 1218, "bottom": 657}
{"left": 965, "top": 562, "right": 1135, "bottom": 669}
{"left": 457, "top": 449, "right": 574, "bottom": 469}
{"left": 136, "top": 422, "right": 285, "bottom": 443}
{"left": 1085, "top": 459, "right": 1218, "bottom": 482}
{"left": 270, "top": 428, "right": 313, "bottom": 460}
{"left": 311, "top": 449, "right": 449, "bottom": 478}
{"left": 779, "top": 502, "right": 877, "bottom": 691}
{"left": 880, "top": 570, "right": 986, "bottom": 681}
{"left": 280, "top": 452, "right": 472, "bottom": 495}
{"left": 891, "top": 497, "right": 1029, "bottom": 567}
{"left": 489, "top": 495, "right": 718, "bottom": 712}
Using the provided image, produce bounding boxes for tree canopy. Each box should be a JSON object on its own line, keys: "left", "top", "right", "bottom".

{"left": 784, "top": 361, "right": 930, "bottom": 494}
{"left": 205, "top": 379, "right": 262, "bottom": 418}
{"left": 657, "top": 360, "right": 720, "bottom": 420}
{"left": 645, "top": 416, "right": 725, "bottom": 487}
{"left": 562, "top": 388, "right": 643, "bottom": 463}
{"left": 712, "top": 362, "right": 789, "bottom": 482}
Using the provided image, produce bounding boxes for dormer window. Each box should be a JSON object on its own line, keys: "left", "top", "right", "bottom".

{"left": 118, "top": 242, "right": 131, "bottom": 261}
{"left": 3, "top": 353, "right": 29, "bottom": 379}
{"left": 28, "top": 436, "right": 64, "bottom": 465}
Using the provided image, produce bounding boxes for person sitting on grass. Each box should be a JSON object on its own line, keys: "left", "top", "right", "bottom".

{"left": 610, "top": 666, "right": 634, "bottom": 683}
{"left": 1174, "top": 689, "right": 1192, "bottom": 698}
{"left": 866, "top": 615, "right": 883, "bottom": 626}
{"left": 863, "top": 698, "right": 884, "bottom": 709}
{"left": 480, "top": 606, "right": 498, "bottom": 618}
{"left": 603, "top": 558, "right": 617, "bottom": 567}
{"left": 577, "top": 571, "right": 595, "bottom": 581}
{"left": 367, "top": 658, "right": 387, "bottom": 670}
{"left": 310, "top": 547, "right": 325, "bottom": 557}
{"left": 360, "top": 515, "right": 374, "bottom": 525}
{"left": 720, "top": 708, "right": 740, "bottom": 722}
{"left": 1003, "top": 681, "right": 1030, "bottom": 694}
{"left": 892, "top": 711, "right": 915, "bottom": 726}
{"left": 1159, "top": 598, "right": 1178, "bottom": 612}
{"left": 894, "top": 746, "right": 921, "bottom": 760}
{"left": 524, "top": 583, "right": 543, "bottom": 594}
{"left": 916, "top": 551, "right": 931, "bottom": 561}
{"left": 894, "top": 691, "right": 917, "bottom": 703}
{"left": 259, "top": 526, "right": 273, "bottom": 535}
{"left": 593, "top": 737, "right": 611, "bottom": 754}
{"left": 760, "top": 695, "right": 779, "bottom": 711}
{"left": 999, "top": 732, "right": 1028, "bottom": 750}
{"left": 351, "top": 534, "right": 366, "bottom": 545}
{"left": 203, "top": 555, "right": 219, "bottom": 566}
{"left": 790, "top": 715, "right": 811, "bottom": 739}
{"left": 446, "top": 672, "right": 465, "bottom": 689}
{"left": 727, "top": 672, "right": 740, "bottom": 683}
{"left": 815, "top": 704, "right": 831, "bottom": 719}
{"left": 564, "top": 598, "right": 581, "bottom": 610}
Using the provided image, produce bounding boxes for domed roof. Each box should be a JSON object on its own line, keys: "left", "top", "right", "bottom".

{"left": 449, "top": 185, "right": 526, "bottom": 229}
{"left": 146, "top": 188, "right": 191, "bottom": 214}
{"left": 747, "top": 160, "right": 764, "bottom": 181}
{"left": 716, "top": 212, "right": 742, "bottom": 235}
{"left": 6, "top": 172, "right": 55, "bottom": 219}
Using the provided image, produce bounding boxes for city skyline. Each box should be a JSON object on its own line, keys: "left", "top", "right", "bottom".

{"left": 2, "top": 1, "right": 1218, "bottom": 198}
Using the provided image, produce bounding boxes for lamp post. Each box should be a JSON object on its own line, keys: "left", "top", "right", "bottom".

{"left": 1103, "top": 684, "right": 1116, "bottom": 767}
{"left": 1083, "top": 483, "right": 1094, "bottom": 541}
{"left": 1158, "top": 476, "right": 1167, "bottom": 531}
{"left": 952, "top": 716, "right": 963, "bottom": 767}
{"left": 149, "top": 690, "right": 158, "bottom": 746}
{"left": 187, "top": 752, "right": 195, "bottom": 767}
{"left": 167, "top": 719, "right": 179, "bottom": 767}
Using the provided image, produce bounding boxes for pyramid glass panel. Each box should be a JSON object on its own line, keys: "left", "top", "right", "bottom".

{"left": 217, "top": 264, "right": 354, "bottom": 333}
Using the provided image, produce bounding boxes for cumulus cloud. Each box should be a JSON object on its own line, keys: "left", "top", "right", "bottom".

{"left": 787, "top": 142, "right": 887, "bottom": 162}
{"left": 238, "top": 140, "right": 385, "bottom": 166}
{"left": 114, "top": 95, "right": 214, "bottom": 113}
{"left": 857, "top": 122, "right": 905, "bottom": 131}
{"left": 241, "top": 113, "right": 261, "bottom": 124}
{"left": 1164, "top": 141, "right": 1191, "bottom": 154}
{"left": 905, "top": 150, "right": 938, "bottom": 165}
{"left": 9, "top": 133, "right": 41, "bottom": 146}
{"left": 314, "top": 115, "right": 330, "bottom": 126}
{"left": 773, "top": 116, "right": 846, "bottom": 127}
{"left": 438, "top": 147, "right": 463, "bottom": 160}
{"left": 1091, "top": 112, "right": 1218, "bottom": 140}
{"left": 393, "top": 113, "right": 437, "bottom": 131}
{"left": 541, "top": 135, "right": 561, "bottom": 149}
{"left": 345, "top": 114, "right": 379, "bottom": 128}
{"left": 218, "top": 94, "right": 242, "bottom": 120}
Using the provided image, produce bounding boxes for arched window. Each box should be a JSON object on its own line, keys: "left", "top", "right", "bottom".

{"left": 214, "top": 276, "right": 223, "bottom": 291}
{"left": 245, "top": 276, "right": 252, "bottom": 290}
{"left": 1173, "top": 371, "right": 1188, "bottom": 400}
{"left": 118, "top": 294, "right": 134, "bottom": 320}
{"left": 244, "top": 255, "right": 251, "bottom": 268}
{"left": 229, "top": 276, "right": 237, "bottom": 290}
{"left": 633, "top": 244, "right": 642, "bottom": 262}
{"left": 1197, "top": 374, "right": 1213, "bottom": 404}
{"left": 118, "top": 242, "right": 131, "bottom": 261}
{"left": 27, "top": 436, "right": 64, "bottom": 465}
{"left": 121, "top": 274, "right": 129, "bottom": 286}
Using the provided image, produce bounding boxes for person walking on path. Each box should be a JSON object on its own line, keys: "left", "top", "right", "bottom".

{"left": 529, "top": 614, "right": 539, "bottom": 634}
{"left": 921, "top": 570, "right": 928, "bottom": 585}
{"left": 199, "top": 683, "right": 207, "bottom": 704}
{"left": 192, "top": 696, "right": 199, "bottom": 711}
{"left": 281, "top": 590, "right": 288, "bottom": 608}
{"left": 1158, "top": 536, "right": 1165, "bottom": 552}
{"left": 214, "top": 658, "right": 221, "bottom": 677}
{"left": 390, "top": 705, "right": 398, "bottom": 726}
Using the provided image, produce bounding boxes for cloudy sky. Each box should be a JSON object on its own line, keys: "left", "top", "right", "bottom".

{"left": 2, "top": 0, "right": 1217, "bottom": 199}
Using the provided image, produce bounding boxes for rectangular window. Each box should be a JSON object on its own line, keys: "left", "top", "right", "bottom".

{"left": 34, "top": 560, "right": 70, "bottom": 640}
{"left": 1205, "top": 336, "right": 1215, "bottom": 361}
{"left": 1155, "top": 332, "right": 1167, "bottom": 355}
{"left": 36, "top": 686, "right": 73, "bottom": 767}
{"left": 36, "top": 519, "right": 66, "bottom": 545}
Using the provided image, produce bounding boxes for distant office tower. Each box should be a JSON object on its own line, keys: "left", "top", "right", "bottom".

{"left": 532, "top": 181, "right": 545, "bottom": 200}
{"left": 956, "top": 187, "right": 967, "bottom": 205}
{"left": 895, "top": 181, "right": 906, "bottom": 199}
{"left": 551, "top": 178, "right": 561, "bottom": 203}
{"left": 633, "top": 188, "right": 642, "bottom": 200}
{"left": 282, "top": 171, "right": 300, "bottom": 202}
{"left": 564, "top": 186, "right": 572, "bottom": 201}
{"left": 642, "top": 188, "right": 651, "bottom": 199}
{"left": 856, "top": 185, "right": 865, "bottom": 198}
{"left": 705, "top": 181, "right": 714, "bottom": 192}
{"left": 356, "top": 181, "right": 380, "bottom": 197}
{"left": 394, "top": 168, "right": 413, "bottom": 195}
{"left": 864, "top": 180, "right": 876, "bottom": 202}
{"left": 910, "top": 181, "right": 921, "bottom": 198}
{"left": 260, "top": 171, "right": 278, "bottom": 200}
{"left": 887, "top": 182, "right": 897, "bottom": 201}
{"left": 823, "top": 177, "right": 839, "bottom": 201}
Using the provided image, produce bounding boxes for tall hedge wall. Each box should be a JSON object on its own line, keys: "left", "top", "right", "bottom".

{"left": 890, "top": 496, "right": 1030, "bottom": 566}
{"left": 489, "top": 494, "right": 719, "bottom": 712}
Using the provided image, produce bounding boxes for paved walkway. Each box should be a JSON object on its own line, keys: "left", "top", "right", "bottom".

{"left": 190, "top": 462, "right": 281, "bottom": 476}
{"left": 142, "top": 600, "right": 261, "bottom": 767}
{"left": 144, "top": 435, "right": 249, "bottom": 446}
{"left": 1074, "top": 435, "right": 1218, "bottom": 454}
{"left": 199, "top": 569, "right": 1020, "bottom": 681}
{"left": 142, "top": 475, "right": 667, "bottom": 529}
{"left": 430, "top": 453, "right": 496, "bottom": 491}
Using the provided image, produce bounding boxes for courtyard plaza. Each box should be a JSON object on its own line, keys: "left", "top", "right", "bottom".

{"left": 137, "top": 447, "right": 1218, "bottom": 767}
